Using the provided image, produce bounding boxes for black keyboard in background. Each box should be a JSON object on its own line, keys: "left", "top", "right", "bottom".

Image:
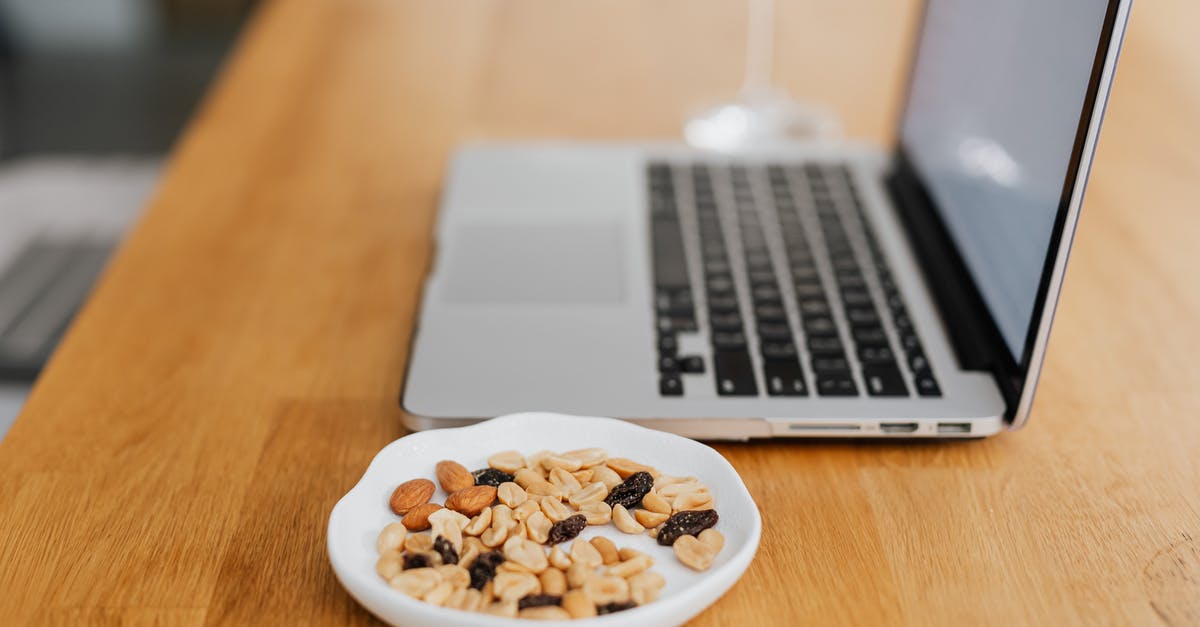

{"left": 648, "top": 163, "right": 705, "bottom": 396}
{"left": 734, "top": 167, "right": 805, "bottom": 396}
{"left": 649, "top": 161, "right": 940, "bottom": 399}
{"left": 695, "top": 165, "right": 757, "bottom": 396}
{"left": 830, "top": 167, "right": 942, "bottom": 397}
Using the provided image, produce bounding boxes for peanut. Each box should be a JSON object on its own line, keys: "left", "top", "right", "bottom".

{"left": 634, "top": 509, "right": 669, "bottom": 528}
{"left": 629, "top": 571, "right": 666, "bottom": 605}
{"left": 483, "top": 599, "right": 518, "bottom": 617}
{"left": 513, "top": 468, "right": 543, "bottom": 489}
{"left": 525, "top": 481, "right": 562, "bottom": 499}
{"left": 606, "top": 457, "right": 658, "bottom": 479}
{"left": 423, "top": 580, "right": 455, "bottom": 606}
{"left": 519, "top": 606, "right": 572, "bottom": 620}
{"left": 673, "top": 490, "right": 714, "bottom": 512}
{"left": 513, "top": 499, "right": 542, "bottom": 522}
{"left": 641, "top": 490, "right": 672, "bottom": 515}
{"left": 607, "top": 554, "right": 653, "bottom": 578}
{"left": 569, "top": 538, "right": 603, "bottom": 568}
{"left": 487, "top": 450, "right": 526, "bottom": 474}
{"left": 571, "top": 468, "right": 594, "bottom": 485}
{"left": 428, "top": 508, "right": 466, "bottom": 552}
{"left": 389, "top": 567, "right": 439, "bottom": 597}
{"left": 580, "top": 501, "right": 612, "bottom": 525}
{"left": 562, "top": 589, "right": 597, "bottom": 618}
{"left": 591, "top": 465, "right": 624, "bottom": 489}
{"left": 540, "top": 496, "right": 574, "bottom": 522}
{"left": 583, "top": 575, "right": 630, "bottom": 605}
{"left": 436, "top": 564, "right": 470, "bottom": 588}
{"left": 539, "top": 566, "right": 567, "bottom": 595}
{"left": 376, "top": 550, "right": 403, "bottom": 580}
{"left": 502, "top": 536, "right": 549, "bottom": 573}
{"left": 567, "top": 482, "right": 608, "bottom": 508}
{"left": 566, "top": 561, "right": 594, "bottom": 589}
{"left": 540, "top": 454, "right": 582, "bottom": 472}
{"left": 590, "top": 536, "right": 620, "bottom": 565}
{"left": 698, "top": 528, "right": 725, "bottom": 553}
{"left": 497, "top": 482, "right": 528, "bottom": 508}
{"left": 464, "top": 507, "right": 492, "bottom": 536}
{"left": 612, "top": 504, "right": 645, "bottom": 534}
{"left": 493, "top": 571, "right": 541, "bottom": 601}
{"left": 526, "top": 511, "right": 552, "bottom": 544}
{"left": 548, "top": 467, "right": 582, "bottom": 493}
{"left": 376, "top": 522, "right": 408, "bottom": 554}
{"left": 562, "top": 447, "right": 608, "bottom": 468}
{"left": 548, "top": 545, "right": 572, "bottom": 570}
{"left": 404, "top": 533, "right": 434, "bottom": 553}
{"left": 673, "top": 534, "right": 716, "bottom": 571}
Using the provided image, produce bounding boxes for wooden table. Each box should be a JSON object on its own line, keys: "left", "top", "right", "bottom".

{"left": 2, "top": 1, "right": 1198, "bottom": 624}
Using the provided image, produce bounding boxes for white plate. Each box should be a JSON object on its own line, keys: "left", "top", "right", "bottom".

{"left": 328, "top": 412, "right": 761, "bottom": 627}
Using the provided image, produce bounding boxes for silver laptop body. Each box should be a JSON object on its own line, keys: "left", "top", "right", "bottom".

{"left": 402, "top": 0, "right": 1132, "bottom": 439}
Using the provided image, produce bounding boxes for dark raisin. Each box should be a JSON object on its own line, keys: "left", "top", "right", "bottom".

{"left": 468, "top": 550, "right": 505, "bottom": 589}
{"left": 472, "top": 468, "right": 514, "bottom": 488}
{"left": 402, "top": 553, "right": 431, "bottom": 570}
{"left": 597, "top": 601, "right": 637, "bottom": 614}
{"left": 546, "top": 514, "right": 588, "bottom": 544}
{"left": 656, "top": 509, "right": 719, "bottom": 546}
{"left": 604, "top": 471, "right": 654, "bottom": 509}
{"left": 433, "top": 535, "right": 459, "bottom": 565}
{"left": 517, "top": 594, "right": 563, "bottom": 610}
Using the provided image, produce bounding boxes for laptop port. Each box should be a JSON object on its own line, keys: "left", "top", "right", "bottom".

{"left": 880, "top": 422, "right": 919, "bottom": 434}
{"left": 936, "top": 422, "right": 972, "bottom": 434}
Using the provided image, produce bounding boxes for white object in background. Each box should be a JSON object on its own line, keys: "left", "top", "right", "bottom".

{"left": 684, "top": 0, "right": 840, "bottom": 151}
{"left": 328, "top": 412, "right": 762, "bottom": 627}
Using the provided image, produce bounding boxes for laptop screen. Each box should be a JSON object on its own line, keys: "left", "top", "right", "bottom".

{"left": 900, "top": 0, "right": 1112, "bottom": 363}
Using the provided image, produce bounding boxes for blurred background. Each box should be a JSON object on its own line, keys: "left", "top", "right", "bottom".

{"left": 0, "top": 0, "right": 255, "bottom": 434}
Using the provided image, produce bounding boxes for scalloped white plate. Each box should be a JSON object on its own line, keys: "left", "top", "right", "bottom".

{"left": 328, "top": 412, "right": 761, "bottom": 626}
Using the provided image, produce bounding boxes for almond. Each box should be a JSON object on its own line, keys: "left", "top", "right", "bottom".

{"left": 390, "top": 478, "right": 435, "bottom": 515}
{"left": 435, "top": 460, "right": 474, "bottom": 493}
{"left": 401, "top": 503, "right": 442, "bottom": 531}
{"left": 445, "top": 485, "right": 497, "bottom": 516}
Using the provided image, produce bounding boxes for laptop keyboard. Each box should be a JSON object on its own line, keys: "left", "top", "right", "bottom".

{"left": 649, "top": 162, "right": 941, "bottom": 399}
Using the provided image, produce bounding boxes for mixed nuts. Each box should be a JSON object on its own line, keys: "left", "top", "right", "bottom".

{"left": 374, "top": 448, "right": 724, "bottom": 618}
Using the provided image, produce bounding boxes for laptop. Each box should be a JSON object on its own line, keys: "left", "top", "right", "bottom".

{"left": 402, "top": 0, "right": 1133, "bottom": 439}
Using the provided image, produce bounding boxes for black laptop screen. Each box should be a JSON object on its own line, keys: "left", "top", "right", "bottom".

{"left": 900, "top": 0, "right": 1112, "bottom": 363}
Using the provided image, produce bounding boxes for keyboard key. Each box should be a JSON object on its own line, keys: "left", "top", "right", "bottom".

{"left": 908, "top": 352, "right": 930, "bottom": 373}
{"left": 708, "top": 294, "right": 739, "bottom": 312}
{"left": 658, "top": 355, "right": 679, "bottom": 373}
{"left": 659, "top": 374, "right": 683, "bottom": 396}
{"left": 858, "top": 345, "right": 896, "bottom": 364}
{"left": 679, "top": 355, "right": 705, "bottom": 373}
{"left": 812, "top": 356, "right": 850, "bottom": 373}
{"left": 846, "top": 307, "right": 881, "bottom": 327}
{"left": 914, "top": 373, "right": 942, "bottom": 397}
{"left": 799, "top": 299, "right": 831, "bottom": 316}
{"left": 803, "top": 317, "right": 838, "bottom": 336}
{"left": 763, "top": 360, "right": 808, "bottom": 396}
{"left": 761, "top": 342, "right": 798, "bottom": 360}
{"left": 714, "top": 351, "right": 758, "bottom": 396}
{"left": 658, "top": 334, "right": 677, "bottom": 355}
{"left": 754, "top": 304, "right": 787, "bottom": 322}
{"left": 862, "top": 364, "right": 908, "bottom": 396}
{"left": 710, "top": 312, "right": 743, "bottom": 331}
{"left": 712, "top": 331, "right": 748, "bottom": 350}
{"left": 807, "top": 336, "right": 844, "bottom": 355}
{"left": 853, "top": 326, "right": 888, "bottom": 346}
{"left": 757, "top": 322, "right": 792, "bottom": 341}
{"left": 793, "top": 283, "right": 826, "bottom": 299}
{"left": 816, "top": 375, "right": 858, "bottom": 396}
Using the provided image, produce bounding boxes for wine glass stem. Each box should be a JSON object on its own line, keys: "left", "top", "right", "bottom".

{"left": 738, "top": 0, "right": 776, "bottom": 100}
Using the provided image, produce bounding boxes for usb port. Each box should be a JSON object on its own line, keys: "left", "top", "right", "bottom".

{"left": 937, "top": 422, "right": 972, "bottom": 434}
{"left": 880, "top": 422, "right": 919, "bottom": 433}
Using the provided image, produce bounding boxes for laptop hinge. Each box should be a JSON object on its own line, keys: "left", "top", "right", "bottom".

{"left": 885, "top": 149, "right": 1022, "bottom": 412}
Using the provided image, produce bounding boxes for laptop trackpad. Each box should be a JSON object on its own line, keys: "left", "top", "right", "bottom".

{"left": 440, "top": 225, "right": 627, "bottom": 304}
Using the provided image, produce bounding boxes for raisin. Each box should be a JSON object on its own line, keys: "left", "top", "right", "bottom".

{"left": 433, "top": 535, "right": 459, "bottom": 565}
{"left": 472, "top": 468, "right": 514, "bottom": 488}
{"left": 546, "top": 514, "right": 588, "bottom": 544}
{"left": 517, "top": 594, "right": 563, "bottom": 610}
{"left": 402, "top": 553, "right": 431, "bottom": 570}
{"left": 656, "top": 509, "right": 719, "bottom": 546}
{"left": 604, "top": 471, "right": 654, "bottom": 509}
{"left": 597, "top": 601, "right": 637, "bottom": 614}
{"left": 468, "top": 550, "right": 505, "bottom": 589}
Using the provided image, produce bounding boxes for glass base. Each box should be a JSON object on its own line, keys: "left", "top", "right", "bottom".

{"left": 684, "top": 92, "right": 840, "bottom": 152}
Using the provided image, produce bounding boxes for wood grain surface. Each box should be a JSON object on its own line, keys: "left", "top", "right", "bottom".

{"left": 1, "top": 1, "right": 1198, "bottom": 625}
